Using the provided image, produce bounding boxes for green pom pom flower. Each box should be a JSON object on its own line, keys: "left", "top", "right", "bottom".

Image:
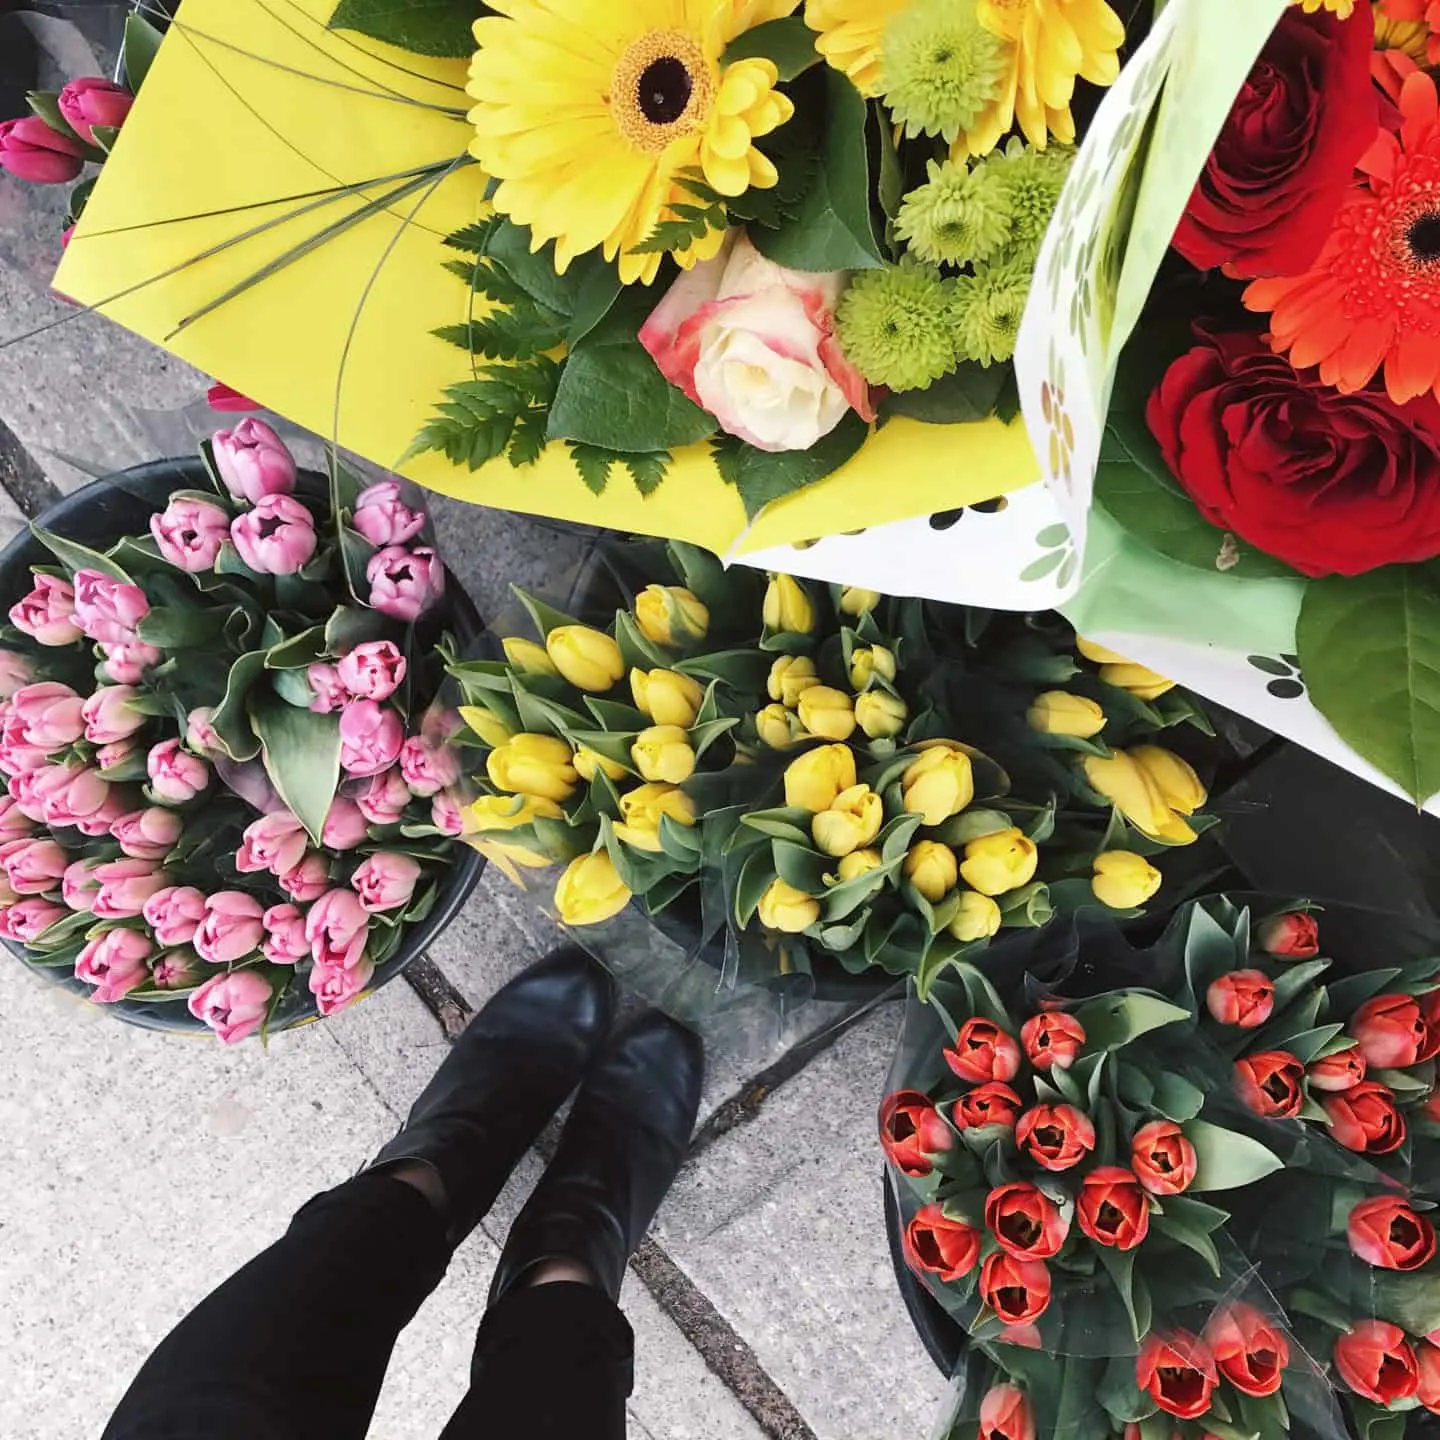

{"left": 983, "top": 137, "right": 1074, "bottom": 249}
{"left": 880, "top": 0, "right": 1010, "bottom": 143}
{"left": 951, "top": 258, "right": 1034, "bottom": 367}
{"left": 897, "top": 157, "right": 1014, "bottom": 267}
{"left": 835, "top": 259, "right": 957, "bottom": 392}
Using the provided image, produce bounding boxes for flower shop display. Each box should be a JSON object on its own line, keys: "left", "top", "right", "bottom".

{"left": 447, "top": 543, "right": 1223, "bottom": 995}
{"left": 0, "top": 429, "right": 483, "bottom": 1040}
{"left": 883, "top": 896, "right": 1440, "bottom": 1440}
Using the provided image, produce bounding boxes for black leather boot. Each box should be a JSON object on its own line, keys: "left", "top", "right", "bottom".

{"left": 368, "top": 946, "right": 614, "bottom": 1245}
{"left": 489, "top": 1011, "right": 705, "bottom": 1303}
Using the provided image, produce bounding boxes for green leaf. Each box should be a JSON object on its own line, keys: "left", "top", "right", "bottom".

{"left": 710, "top": 412, "right": 870, "bottom": 517}
{"left": 326, "top": 0, "right": 478, "bottom": 57}
{"left": 772, "top": 839, "right": 829, "bottom": 893}
{"left": 568, "top": 443, "right": 620, "bottom": 496}
{"left": 721, "top": 17, "right": 821, "bottom": 80}
{"left": 1073, "top": 991, "right": 1191, "bottom": 1051}
{"left": 1373, "top": 1271, "right": 1440, "bottom": 1336}
{"left": 30, "top": 527, "right": 132, "bottom": 583}
{"left": 123, "top": 14, "right": 165, "bottom": 91}
{"left": 881, "top": 362, "right": 1016, "bottom": 425}
{"left": 1095, "top": 1245, "right": 1148, "bottom": 1344}
{"left": 211, "top": 651, "right": 269, "bottom": 762}
{"left": 1297, "top": 565, "right": 1440, "bottom": 803}
{"left": 1149, "top": 1071, "right": 1206, "bottom": 1123}
{"left": 406, "top": 357, "right": 560, "bottom": 471}
{"left": 1184, "top": 1119, "right": 1284, "bottom": 1192}
{"left": 567, "top": 263, "right": 624, "bottom": 348}
{"left": 741, "top": 807, "right": 814, "bottom": 844}
{"left": 252, "top": 694, "right": 342, "bottom": 844}
{"left": 136, "top": 606, "right": 231, "bottom": 650}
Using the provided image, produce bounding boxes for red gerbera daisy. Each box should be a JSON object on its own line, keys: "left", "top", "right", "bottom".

{"left": 1245, "top": 70, "right": 1440, "bottom": 404}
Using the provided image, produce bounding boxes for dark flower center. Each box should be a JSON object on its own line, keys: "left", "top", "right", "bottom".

{"left": 1392, "top": 1214, "right": 1422, "bottom": 1249}
{"left": 914, "top": 1231, "right": 943, "bottom": 1267}
{"left": 1159, "top": 1366, "right": 1205, "bottom": 1408}
{"left": 1262, "top": 1070, "right": 1293, "bottom": 1103}
{"left": 1034, "top": 1124, "right": 1064, "bottom": 1150}
{"left": 1097, "top": 1200, "right": 1125, "bottom": 1233}
{"left": 1001, "top": 1213, "right": 1041, "bottom": 1248}
{"left": 1409, "top": 213, "right": 1440, "bottom": 265}
{"left": 638, "top": 56, "right": 692, "bottom": 124}
{"left": 995, "top": 1285, "right": 1028, "bottom": 1318}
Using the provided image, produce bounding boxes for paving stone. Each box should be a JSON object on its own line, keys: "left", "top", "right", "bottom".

{"left": 0, "top": 481, "right": 26, "bottom": 546}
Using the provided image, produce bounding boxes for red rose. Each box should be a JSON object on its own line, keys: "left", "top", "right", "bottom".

{"left": 1131, "top": 1119, "right": 1198, "bottom": 1196}
{"left": 1137, "top": 1330, "right": 1218, "bottom": 1420}
{"left": 1307, "top": 1044, "right": 1366, "bottom": 1093}
{"left": 1015, "top": 1103, "right": 1096, "bottom": 1172}
{"left": 1234, "top": 1050, "right": 1305, "bottom": 1119}
{"left": 1257, "top": 912, "right": 1319, "bottom": 957}
{"left": 979, "top": 1384, "right": 1036, "bottom": 1440}
{"left": 1334, "top": 1321, "right": 1419, "bottom": 1405}
{"left": 979, "top": 1251, "right": 1052, "bottom": 1325}
{"left": 1419, "top": 1341, "right": 1440, "bottom": 1413}
{"left": 1172, "top": 5, "right": 1378, "bottom": 278}
{"left": 1352, "top": 993, "right": 1429, "bottom": 1068}
{"left": 1203, "top": 1302, "right": 1290, "bottom": 1397}
{"left": 1323, "top": 1081, "right": 1407, "bottom": 1154}
{"left": 903, "top": 1204, "right": 981, "bottom": 1282}
{"left": 1348, "top": 1194, "right": 1437, "bottom": 1270}
{"left": 1206, "top": 969, "right": 1275, "bottom": 1028}
{"left": 1020, "top": 1011, "right": 1085, "bottom": 1070}
{"left": 1146, "top": 329, "right": 1440, "bottom": 578}
{"left": 879, "top": 1091, "right": 953, "bottom": 1177}
{"left": 953, "top": 1081, "right": 1024, "bottom": 1132}
{"left": 1076, "top": 1166, "right": 1150, "bottom": 1250}
{"left": 944, "top": 1017, "right": 1022, "bottom": 1083}
{"left": 984, "top": 1181, "right": 1070, "bottom": 1260}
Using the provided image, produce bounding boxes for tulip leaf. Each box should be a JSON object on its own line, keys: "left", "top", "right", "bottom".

{"left": 135, "top": 606, "right": 232, "bottom": 650}
{"left": 1073, "top": 991, "right": 1192, "bottom": 1052}
{"left": 1150, "top": 1212, "right": 1221, "bottom": 1277}
{"left": 211, "top": 651, "right": 269, "bottom": 762}
{"left": 1149, "top": 1071, "right": 1205, "bottom": 1123}
{"left": 772, "top": 840, "right": 829, "bottom": 893}
{"left": 878, "top": 812, "right": 924, "bottom": 865}
{"left": 740, "top": 808, "right": 814, "bottom": 844}
{"left": 252, "top": 694, "right": 342, "bottom": 844}
{"left": 690, "top": 716, "right": 739, "bottom": 762}
{"left": 1276, "top": 1023, "right": 1346, "bottom": 1067}
{"left": 1373, "top": 1271, "right": 1440, "bottom": 1337}
{"left": 1098, "top": 1352, "right": 1156, "bottom": 1426}
{"left": 1183, "top": 1119, "right": 1284, "bottom": 1192}
{"left": 327, "top": 0, "right": 477, "bottom": 57}
{"left": 1095, "top": 1244, "right": 1150, "bottom": 1344}
{"left": 123, "top": 14, "right": 165, "bottom": 91}
{"left": 30, "top": 526, "right": 133, "bottom": 583}
{"left": 734, "top": 846, "right": 776, "bottom": 927}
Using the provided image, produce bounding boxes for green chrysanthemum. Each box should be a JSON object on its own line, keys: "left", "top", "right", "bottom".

{"left": 983, "top": 137, "right": 1074, "bottom": 249}
{"left": 880, "top": 0, "right": 1010, "bottom": 143}
{"left": 951, "top": 258, "right": 1034, "bottom": 367}
{"left": 835, "top": 258, "right": 957, "bottom": 391}
{"left": 897, "top": 157, "right": 1014, "bottom": 267}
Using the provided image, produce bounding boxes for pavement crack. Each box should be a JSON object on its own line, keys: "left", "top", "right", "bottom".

{"left": 0, "top": 416, "right": 60, "bottom": 518}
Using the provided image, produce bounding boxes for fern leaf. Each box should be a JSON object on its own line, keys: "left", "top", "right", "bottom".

{"left": 507, "top": 409, "right": 549, "bottom": 468}
{"left": 625, "top": 451, "right": 671, "bottom": 497}
{"left": 443, "top": 258, "right": 480, "bottom": 284}
{"left": 444, "top": 219, "right": 498, "bottom": 254}
{"left": 709, "top": 432, "right": 746, "bottom": 488}
{"left": 672, "top": 169, "right": 722, "bottom": 205}
{"left": 568, "top": 443, "right": 619, "bottom": 495}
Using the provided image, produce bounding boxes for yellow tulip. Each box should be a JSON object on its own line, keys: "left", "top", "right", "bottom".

{"left": 458, "top": 704, "right": 514, "bottom": 748}
{"left": 1091, "top": 850, "right": 1163, "bottom": 909}
{"left": 901, "top": 742, "right": 975, "bottom": 826}
{"left": 1075, "top": 636, "right": 1132, "bottom": 665}
{"left": 849, "top": 644, "right": 897, "bottom": 690}
{"left": 959, "top": 827, "right": 1039, "bottom": 897}
{"left": 783, "top": 744, "right": 858, "bottom": 812}
{"left": 467, "top": 793, "right": 564, "bottom": 833}
{"left": 767, "top": 654, "right": 820, "bottom": 709}
{"left": 614, "top": 782, "right": 696, "bottom": 853}
{"left": 949, "top": 891, "right": 1002, "bottom": 942}
{"left": 757, "top": 877, "right": 820, "bottom": 933}
{"left": 812, "top": 783, "right": 884, "bottom": 857}
{"left": 574, "top": 745, "right": 628, "bottom": 783}
{"left": 635, "top": 585, "right": 709, "bottom": 648}
{"left": 546, "top": 625, "right": 625, "bottom": 693}
{"left": 1027, "top": 691, "right": 1106, "bottom": 739}
{"left": 470, "top": 835, "right": 556, "bottom": 886}
{"left": 755, "top": 703, "right": 806, "bottom": 750}
{"left": 630, "top": 667, "right": 704, "bottom": 728}
{"left": 763, "top": 574, "right": 815, "bottom": 634}
{"left": 1100, "top": 661, "right": 1176, "bottom": 702}
{"left": 1083, "top": 751, "right": 1196, "bottom": 845}
{"left": 631, "top": 725, "right": 696, "bottom": 784}
{"left": 487, "top": 734, "right": 579, "bottom": 803}
{"left": 1130, "top": 746, "right": 1207, "bottom": 815}
{"left": 797, "top": 685, "right": 857, "bottom": 742}
{"left": 904, "top": 840, "right": 958, "bottom": 902}
{"left": 856, "top": 690, "right": 907, "bottom": 740}
{"left": 836, "top": 848, "right": 882, "bottom": 883}
{"left": 839, "top": 586, "right": 882, "bottom": 617}
{"left": 503, "top": 637, "right": 559, "bottom": 677}
{"left": 554, "top": 850, "right": 632, "bottom": 926}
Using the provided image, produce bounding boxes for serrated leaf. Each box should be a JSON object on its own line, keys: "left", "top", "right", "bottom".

{"left": 710, "top": 412, "right": 869, "bottom": 518}
{"left": 568, "top": 443, "right": 619, "bottom": 495}
{"left": 444, "top": 220, "right": 499, "bottom": 255}
{"left": 625, "top": 451, "right": 672, "bottom": 497}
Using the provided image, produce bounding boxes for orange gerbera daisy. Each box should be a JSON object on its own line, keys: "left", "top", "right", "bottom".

{"left": 1245, "top": 70, "right": 1440, "bottom": 404}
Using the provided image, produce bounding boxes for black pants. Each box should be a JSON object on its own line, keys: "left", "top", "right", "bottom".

{"left": 101, "top": 1172, "right": 634, "bottom": 1439}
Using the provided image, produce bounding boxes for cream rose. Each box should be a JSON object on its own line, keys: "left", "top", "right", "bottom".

{"left": 639, "top": 230, "right": 875, "bottom": 454}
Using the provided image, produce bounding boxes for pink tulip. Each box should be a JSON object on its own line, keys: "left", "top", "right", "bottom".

{"left": 82, "top": 685, "right": 146, "bottom": 744}
{"left": 207, "top": 383, "right": 260, "bottom": 414}
{"left": 305, "top": 887, "right": 370, "bottom": 970}
{"left": 26, "top": 761, "right": 110, "bottom": 827}
{"left": 188, "top": 969, "right": 273, "bottom": 1044}
{"left": 0, "top": 116, "right": 85, "bottom": 185}
{"left": 431, "top": 787, "right": 467, "bottom": 836}
{"left": 356, "top": 767, "right": 410, "bottom": 825}
{"left": 398, "top": 735, "right": 462, "bottom": 798}
{"left": 0, "top": 896, "right": 67, "bottom": 942}
{"left": 150, "top": 496, "right": 231, "bottom": 572}
{"left": 0, "top": 794, "right": 35, "bottom": 839}
{"left": 62, "top": 857, "right": 100, "bottom": 912}
{"left": 0, "top": 650, "right": 35, "bottom": 699}
{"left": 310, "top": 956, "right": 375, "bottom": 1017}
{"left": 142, "top": 885, "right": 207, "bottom": 947}
{"left": 110, "top": 806, "right": 183, "bottom": 860}
{"left": 152, "top": 948, "right": 201, "bottom": 990}
{"left": 230, "top": 494, "right": 317, "bottom": 576}
{"left": 279, "top": 851, "right": 330, "bottom": 902}
{"left": 96, "top": 737, "right": 139, "bottom": 773}
{"left": 56, "top": 77, "right": 134, "bottom": 146}
{"left": 10, "top": 574, "right": 80, "bottom": 645}
{"left": 101, "top": 641, "right": 162, "bottom": 685}
{"left": 235, "top": 811, "right": 308, "bottom": 876}
{"left": 71, "top": 789, "right": 132, "bottom": 837}
{"left": 11, "top": 681, "right": 85, "bottom": 750}
{"left": 91, "top": 858, "right": 169, "bottom": 919}
{"left": 75, "top": 928, "right": 153, "bottom": 1003}
{"left": 261, "top": 902, "right": 309, "bottom": 965}
{"left": 321, "top": 796, "right": 369, "bottom": 850}
{"left": 0, "top": 731, "right": 47, "bottom": 780}
{"left": 0, "top": 874, "right": 18, "bottom": 908}
{"left": 307, "top": 663, "right": 349, "bottom": 714}
{"left": 337, "top": 640, "right": 407, "bottom": 702}
{"left": 148, "top": 738, "right": 209, "bottom": 804}
{"left": 352, "top": 480, "right": 426, "bottom": 547}
{"left": 193, "top": 890, "right": 266, "bottom": 965}
{"left": 350, "top": 852, "right": 421, "bottom": 913}
{"left": 1, "top": 836, "right": 69, "bottom": 894}
{"left": 211, "top": 419, "right": 297, "bottom": 505}
{"left": 366, "top": 546, "right": 444, "bottom": 622}
{"left": 185, "top": 707, "right": 222, "bottom": 757}
{"left": 73, "top": 569, "right": 150, "bottom": 646}
{"left": 339, "top": 700, "right": 403, "bottom": 778}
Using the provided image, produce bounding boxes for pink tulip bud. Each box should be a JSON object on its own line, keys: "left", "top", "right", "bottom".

{"left": 307, "top": 662, "right": 349, "bottom": 714}
{"left": 211, "top": 419, "right": 297, "bottom": 505}
{"left": 96, "top": 737, "right": 139, "bottom": 773}
{"left": 71, "top": 788, "right": 133, "bottom": 837}
{"left": 207, "top": 382, "right": 260, "bottom": 414}
{"left": 75, "top": 927, "right": 154, "bottom": 1003}
{"left": 10, "top": 574, "right": 80, "bottom": 645}
{"left": 148, "top": 738, "right": 210, "bottom": 804}
{"left": 352, "top": 480, "right": 426, "bottom": 547}
{"left": 0, "top": 896, "right": 68, "bottom": 943}
{"left": 185, "top": 707, "right": 222, "bottom": 757}
{"left": 62, "top": 857, "right": 100, "bottom": 912}
{"left": 261, "top": 902, "right": 309, "bottom": 965}
{"left": 110, "top": 806, "right": 183, "bottom": 860}
{"left": 81, "top": 684, "right": 146, "bottom": 744}
{"left": 150, "top": 495, "right": 231, "bottom": 572}
{"left": 398, "top": 735, "right": 462, "bottom": 797}
{"left": 366, "top": 545, "right": 444, "bottom": 622}
{"left": 339, "top": 700, "right": 404, "bottom": 778}
{"left": 193, "top": 890, "right": 266, "bottom": 965}
{"left": 309, "top": 956, "right": 375, "bottom": 1017}
{"left": 142, "top": 884, "right": 207, "bottom": 948}
{"left": 0, "top": 115, "right": 85, "bottom": 185}
{"left": 337, "top": 640, "right": 407, "bottom": 702}
{"left": 29, "top": 761, "right": 111, "bottom": 827}
{"left": 350, "top": 851, "right": 421, "bottom": 913}
{"left": 0, "top": 836, "right": 68, "bottom": 894}
{"left": 91, "top": 857, "right": 169, "bottom": 919}
{"left": 279, "top": 850, "right": 331, "bottom": 902}
{"left": 72, "top": 569, "right": 150, "bottom": 646}
{"left": 305, "top": 887, "right": 370, "bottom": 970}
{"left": 322, "top": 796, "right": 369, "bottom": 850}
{"left": 356, "top": 766, "right": 411, "bottom": 825}
{"left": 235, "top": 811, "right": 308, "bottom": 876}
{"left": 230, "top": 494, "right": 317, "bottom": 576}
{"left": 10, "top": 681, "right": 85, "bottom": 750}
{"left": 431, "top": 787, "right": 468, "bottom": 836}
{"left": 188, "top": 968, "right": 273, "bottom": 1044}
{"left": 56, "top": 77, "right": 134, "bottom": 146}
{"left": 101, "top": 641, "right": 162, "bottom": 685}
{"left": 0, "top": 650, "right": 35, "bottom": 699}
{"left": 152, "top": 947, "right": 201, "bottom": 990}
{"left": 0, "top": 794, "right": 34, "bottom": 840}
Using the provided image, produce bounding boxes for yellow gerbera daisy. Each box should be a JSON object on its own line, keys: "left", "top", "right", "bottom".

{"left": 955, "top": 0, "right": 1126, "bottom": 158}
{"left": 804, "top": 0, "right": 907, "bottom": 96}
{"left": 468, "top": 0, "right": 798, "bottom": 286}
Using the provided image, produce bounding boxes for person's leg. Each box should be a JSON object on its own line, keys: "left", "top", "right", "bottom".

{"left": 102, "top": 948, "right": 615, "bottom": 1440}
{"left": 440, "top": 1011, "right": 704, "bottom": 1440}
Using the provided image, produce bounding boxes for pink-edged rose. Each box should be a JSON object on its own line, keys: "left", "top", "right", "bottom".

{"left": 230, "top": 494, "right": 317, "bottom": 575}
{"left": 193, "top": 890, "right": 266, "bottom": 964}
{"left": 185, "top": 706, "right": 222, "bottom": 757}
{"left": 279, "top": 851, "right": 330, "bottom": 902}
{"left": 639, "top": 230, "right": 875, "bottom": 453}
{"left": 261, "top": 902, "right": 309, "bottom": 965}
{"left": 1, "top": 836, "right": 68, "bottom": 894}
{"left": 322, "top": 796, "right": 369, "bottom": 850}
{"left": 91, "top": 858, "right": 169, "bottom": 919}
{"left": 431, "top": 787, "right": 467, "bottom": 836}
{"left": 82, "top": 685, "right": 145, "bottom": 744}
{"left": 75, "top": 927, "right": 153, "bottom": 1003}
{"left": 399, "top": 734, "right": 462, "bottom": 797}
{"left": 188, "top": 968, "right": 273, "bottom": 1044}
{"left": 353, "top": 480, "right": 426, "bottom": 547}
{"left": 0, "top": 649, "right": 34, "bottom": 698}
{"left": 337, "top": 640, "right": 407, "bottom": 702}
{"left": 73, "top": 569, "right": 149, "bottom": 646}
{"left": 0, "top": 896, "right": 67, "bottom": 942}
{"left": 11, "top": 681, "right": 85, "bottom": 751}
{"left": 62, "top": 857, "right": 100, "bottom": 912}
{"left": 305, "top": 887, "right": 370, "bottom": 970}
{"left": 211, "top": 419, "right": 297, "bottom": 505}
{"left": 10, "top": 574, "right": 80, "bottom": 645}
{"left": 142, "top": 884, "right": 207, "bottom": 947}
{"left": 111, "top": 806, "right": 183, "bottom": 860}
{"left": 309, "top": 956, "right": 375, "bottom": 1017}
{"left": 366, "top": 546, "right": 444, "bottom": 622}
{"left": 307, "top": 663, "right": 350, "bottom": 714}
{"left": 235, "top": 811, "right": 308, "bottom": 877}
{"left": 356, "top": 767, "right": 410, "bottom": 825}
{"left": 148, "top": 738, "right": 209, "bottom": 804}
{"left": 101, "top": 641, "right": 162, "bottom": 685}
{"left": 56, "top": 77, "right": 134, "bottom": 146}
{"left": 351, "top": 852, "right": 421, "bottom": 913}
{"left": 150, "top": 496, "right": 231, "bottom": 572}
{"left": 339, "top": 700, "right": 404, "bottom": 777}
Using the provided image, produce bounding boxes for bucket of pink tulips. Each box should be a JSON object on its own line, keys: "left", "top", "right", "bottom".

{"left": 0, "top": 427, "right": 483, "bottom": 1041}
